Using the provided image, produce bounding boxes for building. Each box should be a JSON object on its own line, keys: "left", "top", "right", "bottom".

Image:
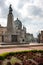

{"left": 0, "top": 5, "right": 34, "bottom": 43}
{"left": 0, "top": 25, "right": 7, "bottom": 42}
{"left": 38, "top": 31, "right": 43, "bottom": 43}
{"left": 26, "top": 33, "right": 34, "bottom": 43}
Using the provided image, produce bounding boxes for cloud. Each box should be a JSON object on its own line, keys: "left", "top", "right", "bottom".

{"left": 0, "top": 18, "right": 7, "bottom": 26}
{"left": 21, "top": 17, "right": 32, "bottom": 25}
{"left": 20, "top": 15, "right": 43, "bottom": 37}
{"left": 26, "top": 23, "right": 43, "bottom": 37}
{"left": 0, "top": 0, "right": 6, "bottom": 7}
{"left": 0, "top": 0, "right": 43, "bottom": 37}
{"left": 0, "top": 0, "right": 21, "bottom": 19}
{"left": 27, "top": 5, "right": 43, "bottom": 17}
{"left": 13, "top": 9, "right": 22, "bottom": 19}
{"left": 1, "top": 6, "right": 8, "bottom": 18}
{"left": 0, "top": 0, "right": 8, "bottom": 18}
{"left": 17, "top": 0, "right": 33, "bottom": 9}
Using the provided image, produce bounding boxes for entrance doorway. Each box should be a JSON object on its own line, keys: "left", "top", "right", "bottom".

{"left": 11, "top": 35, "right": 17, "bottom": 42}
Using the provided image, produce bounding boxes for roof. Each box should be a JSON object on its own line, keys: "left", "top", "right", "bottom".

{"left": 14, "top": 18, "right": 22, "bottom": 29}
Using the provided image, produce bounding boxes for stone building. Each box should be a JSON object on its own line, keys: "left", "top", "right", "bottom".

{"left": 26, "top": 33, "right": 34, "bottom": 43}
{"left": 38, "top": 31, "right": 43, "bottom": 43}
{"left": 40, "top": 31, "right": 43, "bottom": 43}
{"left": 0, "top": 5, "right": 34, "bottom": 43}
{"left": 0, "top": 25, "right": 7, "bottom": 42}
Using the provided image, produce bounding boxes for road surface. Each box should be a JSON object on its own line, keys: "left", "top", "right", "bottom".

{"left": 0, "top": 43, "right": 43, "bottom": 54}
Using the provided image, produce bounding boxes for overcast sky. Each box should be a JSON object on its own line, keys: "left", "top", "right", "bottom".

{"left": 0, "top": 0, "right": 43, "bottom": 37}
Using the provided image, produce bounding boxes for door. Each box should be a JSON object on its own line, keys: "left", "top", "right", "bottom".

{"left": 11, "top": 35, "right": 17, "bottom": 42}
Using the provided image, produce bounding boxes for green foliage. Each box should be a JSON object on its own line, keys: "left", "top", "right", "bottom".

{"left": 0, "top": 50, "right": 43, "bottom": 60}
{"left": 10, "top": 57, "right": 21, "bottom": 64}
{"left": 0, "top": 56, "right": 5, "bottom": 60}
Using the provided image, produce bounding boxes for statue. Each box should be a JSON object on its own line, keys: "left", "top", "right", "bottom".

{"left": 9, "top": 4, "right": 13, "bottom": 14}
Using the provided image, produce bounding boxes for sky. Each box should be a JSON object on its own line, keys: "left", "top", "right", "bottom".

{"left": 0, "top": 0, "right": 43, "bottom": 37}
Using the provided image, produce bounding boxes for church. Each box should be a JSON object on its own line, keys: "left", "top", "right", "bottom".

{"left": 0, "top": 5, "right": 34, "bottom": 43}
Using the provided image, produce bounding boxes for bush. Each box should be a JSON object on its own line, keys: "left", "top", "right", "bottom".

{"left": 10, "top": 56, "right": 21, "bottom": 64}
{"left": 38, "top": 63, "right": 43, "bottom": 65}
{"left": 0, "top": 56, "right": 4, "bottom": 60}
{"left": 14, "top": 62, "right": 21, "bottom": 65}
{"left": 6, "top": 61, "right": 12, "bottom": 65}
{"left": 0, "top": 60, "right": 3, "bottom": 65}
{"left": 0, "top": 50, "right": 43, "bottom": 60}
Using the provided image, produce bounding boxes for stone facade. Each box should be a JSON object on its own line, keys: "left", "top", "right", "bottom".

{"left": 2, "top": 5, "right": 26, "bottom": 43}
{"left": 26, "top": 33, "right": 34, "bottom": 43}
{"left": 0, "top": 25, "right": 7, "bottom": 42}
{"left": 0, "top": 5, "right": 34, "bottom": 43}
{"left": 38, "top": 31, "right": 43, "bottom": 43}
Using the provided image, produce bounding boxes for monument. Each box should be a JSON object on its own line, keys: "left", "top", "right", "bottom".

{"left": 4, "top": 4, "right": 26, "bottom": 43}
{"left": 0, "top": 5, "right": 34, "bottom": 44}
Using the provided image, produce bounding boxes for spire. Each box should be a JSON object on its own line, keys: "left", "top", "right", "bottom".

{"left": 9, "top": 4, "right": 13, "bottom": 14}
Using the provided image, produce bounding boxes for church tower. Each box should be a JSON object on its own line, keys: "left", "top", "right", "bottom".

{"left": 7, "top": 4, "right": 14, "bottom": 33}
